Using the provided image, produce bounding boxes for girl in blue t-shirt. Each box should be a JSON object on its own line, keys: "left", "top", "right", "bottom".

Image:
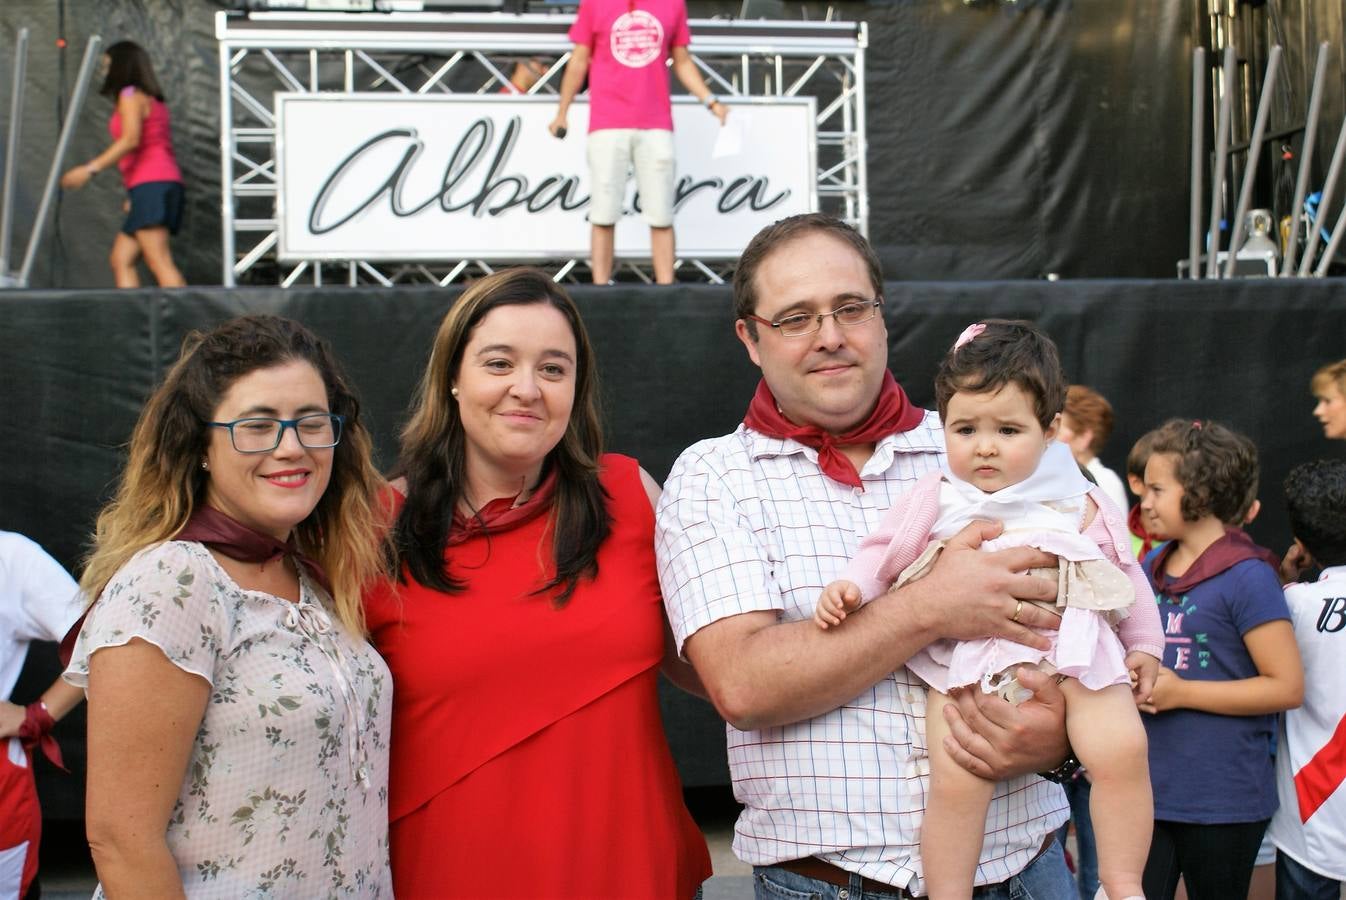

{"left": 1137, "top": 418, "right": 1304, "bottom": 900}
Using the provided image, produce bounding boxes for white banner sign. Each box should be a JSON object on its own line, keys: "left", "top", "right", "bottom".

{"left": 275, "top": 93, "right": 816, "bottom": 261}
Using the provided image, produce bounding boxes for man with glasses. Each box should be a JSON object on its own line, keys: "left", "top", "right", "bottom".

{"left": 656, "top": 213, "right": 1077, "bottom": 899}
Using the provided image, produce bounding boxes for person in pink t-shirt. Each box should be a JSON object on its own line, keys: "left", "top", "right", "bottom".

{"left": 549, "top": 0, "right": 727, "bottom": 284}
{"left": 60, "top": 41, "right": 185, "bottom": 288}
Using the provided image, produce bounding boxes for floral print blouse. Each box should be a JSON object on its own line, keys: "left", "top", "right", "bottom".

{"left": 64, "top": 541, "right": 393, "bottom": 898}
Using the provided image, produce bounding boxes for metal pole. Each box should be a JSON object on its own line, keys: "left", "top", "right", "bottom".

{"left": 0, "top": 27, "right": 30, "bottom": 280}
{"left": 1189, "top": 46, "right": 1205, "bottom": 279}
{"left": 1282, "top": 41, "right": 1330, "bottom": 275}
{"left": 1313, "top": 199, "right": 1346, "bottom": 276}
{"left": 219, "top": 40, "right": 236, "bottom": 287}
{"left": 1206, "top": 45, "right": 1236, "bottom": 278}
{"left": 1298, "top": 116, "right": 1346, "bottom": 276}
{"left": 1223, "top": 44, "right": 1281, "bottom": 277}
{"left": 854, "top": 21, "right": 868, "bottom": 237}
{"left": 18, "top": 35, "right": 101, "bottom": 287}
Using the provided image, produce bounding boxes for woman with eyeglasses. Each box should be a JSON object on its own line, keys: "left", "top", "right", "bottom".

{"left": 64, "top": 315, "right": 392, "bottom": 897}
{"left": 364, "top": 268, "right": 711, "bottom": 898}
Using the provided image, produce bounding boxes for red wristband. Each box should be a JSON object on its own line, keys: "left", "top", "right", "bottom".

{"left": 17, "top": 701, "right": 66, "bottom": 772}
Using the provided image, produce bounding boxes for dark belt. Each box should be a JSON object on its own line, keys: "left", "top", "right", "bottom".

{"left": 772, "top": 832, "right": 1055, "bottom": 899}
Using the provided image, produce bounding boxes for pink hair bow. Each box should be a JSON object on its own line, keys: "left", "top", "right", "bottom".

{"left": 953, "top": 323, "right": 986, "bottom": 350}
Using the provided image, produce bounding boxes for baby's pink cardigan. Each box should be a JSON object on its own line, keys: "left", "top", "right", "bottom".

{"left": 846, "top": 471, "right": 1165, "bottom": 660}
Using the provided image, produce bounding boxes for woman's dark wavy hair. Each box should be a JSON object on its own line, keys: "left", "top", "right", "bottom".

{"left": 1284, "top": 459, "right": 1346, "bottom": 567}
{"left": 1147, "top": 418, "right": 1259, "bottom": 525}
{"left": 392, "top": 267, "right": 609, "bottom": 605}
{"left": 933, "top": 319, "right": 1066, "bottom": 428}
{"left": 100, "top": 40, "right": 166, "bottom": 101}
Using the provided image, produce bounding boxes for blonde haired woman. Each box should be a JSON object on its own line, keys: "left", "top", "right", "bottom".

{"left": 65, "top": 314, "right": 392, "bottom": 897}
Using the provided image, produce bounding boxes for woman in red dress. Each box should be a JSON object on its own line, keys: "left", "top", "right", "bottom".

{"left": 364, "top": 268, "right": 711, "bottom": 898}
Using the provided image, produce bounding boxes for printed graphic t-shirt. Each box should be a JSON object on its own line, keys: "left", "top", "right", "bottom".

{"left": 1142, "top": 554, "right": 1290, "bottom": 824}
{"left": 569, "top": 0, "right": 690, "bottom": 132}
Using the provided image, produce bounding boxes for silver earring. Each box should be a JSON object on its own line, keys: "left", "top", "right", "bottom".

{"left": 201, "top": 460, "right": 209, "bottom": 471}
{"left": 451, "top": 387, "right": 459, "bottom": 398}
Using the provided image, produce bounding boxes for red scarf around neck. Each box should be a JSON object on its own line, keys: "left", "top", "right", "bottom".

{"left": 175, "top": 504, "right": 332, "bottom": 595}
{"left": 447, "top": 468, "right": 558, "bottom": 547}
{"left": 742, "top": 370, "right": 925, "bottom": 488}
{"left": 60, "top": 505, "right": 332, "bottom": 667}
{"left": 1147, "top": 526, "right": 1280, "bottom": 596}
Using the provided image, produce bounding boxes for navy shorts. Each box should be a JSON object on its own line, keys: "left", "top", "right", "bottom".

{"left": 122, "top": 180, "right": 185, "bottom": 236}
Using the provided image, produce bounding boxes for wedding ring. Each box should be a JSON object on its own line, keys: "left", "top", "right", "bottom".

{"left": 1011, "top": 600, "right": 1023, "bottom": 623}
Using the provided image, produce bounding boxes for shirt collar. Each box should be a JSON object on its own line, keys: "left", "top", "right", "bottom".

{"left": 740, "top": 408, "right": 944, "bottom": 463}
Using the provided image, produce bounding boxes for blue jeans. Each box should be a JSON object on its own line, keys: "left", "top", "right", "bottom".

{"left": 753, "top": 840, "right": 1076, "bottom": 900}
{"left": 1275, "top": 852, "right": 1343, "bottom": 900}
{"left": 1055, "top": 776, "right": 1098, "bottom": 900}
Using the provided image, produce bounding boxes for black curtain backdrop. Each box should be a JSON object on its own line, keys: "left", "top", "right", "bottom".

{"left": 3, "top": 0, "right": 1201, "bottom": 284}
{"left": 5, "top": 279, "right": 1346, "bottom": 813}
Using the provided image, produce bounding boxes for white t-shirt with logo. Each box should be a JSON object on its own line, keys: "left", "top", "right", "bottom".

{"left": 1267, "top": 565, "right": 1346, "bottom": 880}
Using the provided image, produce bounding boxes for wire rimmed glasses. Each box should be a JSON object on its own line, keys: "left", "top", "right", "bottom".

{"left": 744, "top": 297, "right": 884, "bottom": 337}
{"left": 206, "top": 414, "right": 345, "bottom": 454}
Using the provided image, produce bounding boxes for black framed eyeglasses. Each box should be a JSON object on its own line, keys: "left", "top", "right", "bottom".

{"left": 206, "top": 414, "right": 345, "bottom": 454}
{"left": 744, "top": 297, "right": 884, "bottom": 338}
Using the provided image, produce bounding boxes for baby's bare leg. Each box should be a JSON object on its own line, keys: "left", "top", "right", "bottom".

{"left": 1060, "top": 678, "right": 1151, "bottom": 900}
{"left": 922, "top": 687, "right": 996, "bottom": 899}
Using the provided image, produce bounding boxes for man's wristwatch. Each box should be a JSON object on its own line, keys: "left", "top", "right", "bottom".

{"left": 1037, "top": 753, "right": 1082, "bottom": 784}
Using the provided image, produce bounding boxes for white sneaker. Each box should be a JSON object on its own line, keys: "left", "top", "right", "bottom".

{"left": 1093, "top": 889, "right": 1144, "bottom": 900}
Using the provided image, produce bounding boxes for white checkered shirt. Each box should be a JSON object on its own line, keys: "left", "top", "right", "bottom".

{"left": 655, "top": 412, "right": 1068, "bottom": 894}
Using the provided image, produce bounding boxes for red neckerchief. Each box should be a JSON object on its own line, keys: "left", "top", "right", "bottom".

{"left": 59, "top": 505, "right": 332, "bottom": 666}
{"left": 1148, "top": 526, "right": 1278, "bottom": 596}
{"left": 1127, "top": 503, "right": 1157, "bottom": 562}
{"left": 176, "top": 505, "right": 332, "bottom": 595}
{"left": 742, "top": 370, "right": 925, "bottom": 489}
{"left": 447, "top": 469, "right": 558, "bottom": 547}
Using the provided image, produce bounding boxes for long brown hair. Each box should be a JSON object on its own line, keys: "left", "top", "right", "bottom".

{"left": 393, "top": 268, "right": 609, "bottom": 604}
{"left": 80, "top": 315, "right": 387, "bottom": 635}
{"left": 100, "top": 41, "right": 166, "bottom": 101}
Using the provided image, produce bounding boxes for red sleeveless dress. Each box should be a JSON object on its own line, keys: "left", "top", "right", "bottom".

{"left": 365, "top": 454, "right": 711, "bottom": 899}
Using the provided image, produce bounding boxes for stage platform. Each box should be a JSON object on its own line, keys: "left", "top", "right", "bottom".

{"left": 5, "top": 276, "right": 1344, "bottom": 815}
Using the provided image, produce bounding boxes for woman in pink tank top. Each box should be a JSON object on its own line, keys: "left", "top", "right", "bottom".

{"left": 60, "top": 41, "right": 186, "bottom": 287}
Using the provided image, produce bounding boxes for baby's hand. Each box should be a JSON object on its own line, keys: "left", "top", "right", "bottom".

{"left": 1125, "top": 651, "right": 1160, "bottom": 704}
{"left": 815, "top": 580, "right": 863, "bottom": 629}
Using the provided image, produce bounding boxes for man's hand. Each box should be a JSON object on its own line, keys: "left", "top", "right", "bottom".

{"left": 912, "top": 520, "right": 1060, "bottom": 651}
{"left": 941, "top": 667, "right": 1068, "bottom": 779}
{"left": 1126, "top": 651, "right": 1159, "bottom": 704}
